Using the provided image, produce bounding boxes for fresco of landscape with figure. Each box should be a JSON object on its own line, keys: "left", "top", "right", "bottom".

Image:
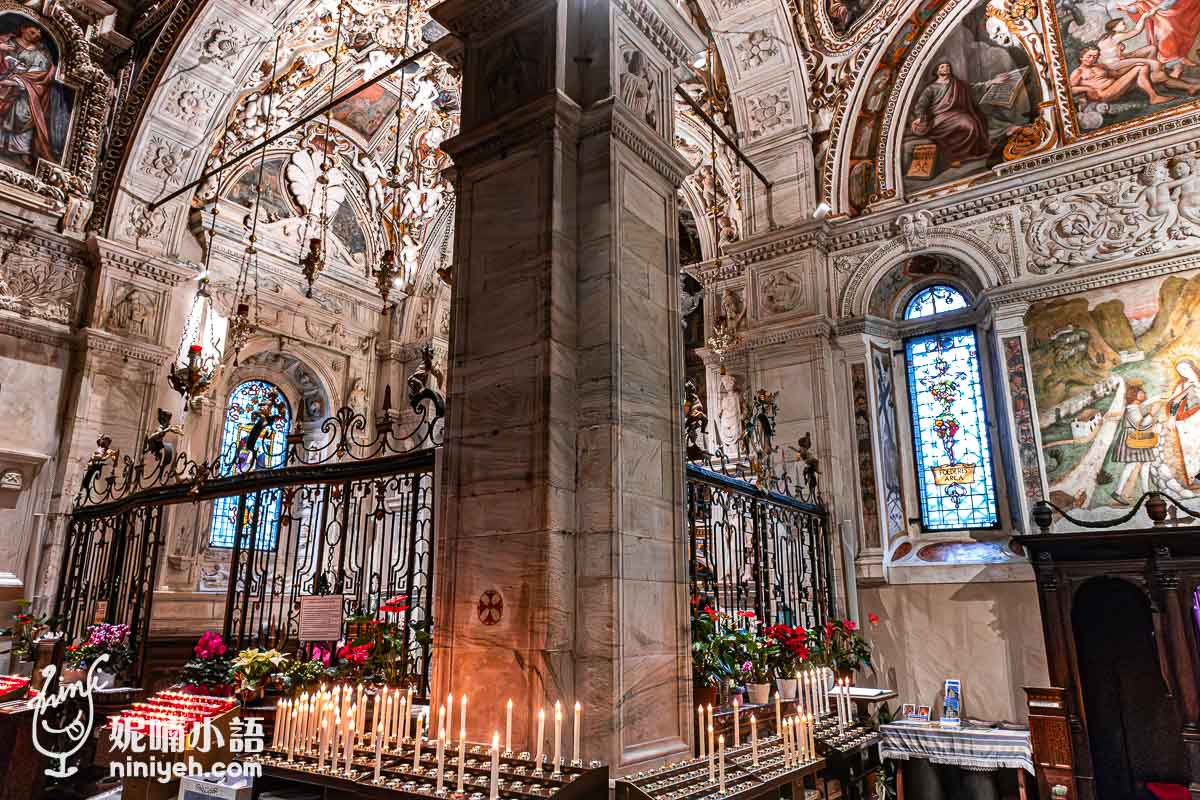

{"left": 1027, "top": 271, "right": 1200, "bottom": 517}
{"left": 901, "top": 4, "right": 1043, "bottom": 194}
{"left": 1054, "top": 0, "right": 1200, "bottom": 132}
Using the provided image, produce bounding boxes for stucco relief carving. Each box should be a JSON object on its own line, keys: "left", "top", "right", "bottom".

{"left": 136, "top": 136, "right": 187, "bottom": 182}
{"left": 734, "top": 29, "right": 784, "bottom": 72}
{"left": 714, "top": 370, "right": 747, "bottom": 455}
{"left": 745, "top": 85, "right": 795, "bottom": 140}
{"left": 163, "top": 78, "right": 219, "bottom": 132}
{"left": 620, "top": 45, "right": 661, "bottom": 130}
{"left": 1021, "top": 157, "right": 1200, "bottom": 272}
{"left": 0, "top": 251, "right": 82, "bottom": 324}
{"left": 125, "top": 201, "right": 168, "bottom": 242}
{"left": 897, "top": 209, "right": 933, "bottom": 251}
{"left": 720, "top": 287, "right": 748, "bottom": 330}
{"left": 758, "top": 268, "right": 805, "bottom": 316}
{"left": 104, "top": 282, "right": 156, "bottom": 339}
{"left": 199, "top": 19, "right": 254, "bottom": 68}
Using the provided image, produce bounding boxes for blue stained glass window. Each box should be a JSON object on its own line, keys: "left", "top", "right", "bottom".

{"left": 904, "top": 285, "right": 969, "bottom": 320}
{"left": 209, "top": 380, "right": 291, "bottom": 549}
{"left": 905, "top": 328, "right": 998, "bottom": 531}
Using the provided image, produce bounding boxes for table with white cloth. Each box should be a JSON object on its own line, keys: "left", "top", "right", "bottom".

{"left": 880, "top": 721, "right": 1033, "bottom": 800}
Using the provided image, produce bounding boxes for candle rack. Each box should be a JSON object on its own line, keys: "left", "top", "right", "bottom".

{"left": 614, "top": 734, "right": 823, "bottom": 800}
{"left": 255, "top": 739, "right": 608, "bottom": 800}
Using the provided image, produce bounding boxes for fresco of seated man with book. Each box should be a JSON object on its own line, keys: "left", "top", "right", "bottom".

{"left": 901, "top": 3, "right": 1043, "bottom": 195}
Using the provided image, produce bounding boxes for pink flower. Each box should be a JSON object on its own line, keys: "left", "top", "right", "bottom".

{"left": 337, "top": 643, "right": 371, "bottom": 665}
{"left": 868, "top": 613, "right": 880, "bottom": 626}
{"left": 741, "top": 661, "right": 752, "bottom": 673}
{"left": 194, "top": 631, "right": 227, "bottom": 659}
{"left": 312, "top": 644, "right": 332, "bottom": 666}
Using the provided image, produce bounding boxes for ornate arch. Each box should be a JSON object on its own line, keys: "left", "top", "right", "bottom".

{"left": 839, "top": 226, "right": 1010, "bottom": 317}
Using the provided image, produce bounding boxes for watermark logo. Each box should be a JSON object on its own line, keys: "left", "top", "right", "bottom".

{"left": 31, "top": 653, "right": 109, "bottom": 778}
{"left": 107, "top": 713, "right": 264, "bottom": 783}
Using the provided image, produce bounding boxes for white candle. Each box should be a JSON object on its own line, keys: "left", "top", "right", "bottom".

{"left": 318, "top": 718, "right": 327, "bottom": 771}
{"left": 344, "top": 718, "right": 354, "bottom": 776}
{"left": 356, "top": 685, "right": 365, "bottom": 739}
{"left": 505, "top": 699, "right": 513, "bottom": 754}
{"left": 397, "top": 694, "right": 407, "bottom": 747}
{"left": 457, "top": 728, "right": 466, "bottom": 792}
{"left": 750, "top": 715, "right": 758, "bottom": 765}
{"left": 413, "top": 712, "right": 424, "bottom": 769}
{"left": 460, "top": 695, "right": 467, "bottom": 742}
{"left": 718, "top": 735, "right": 725, "bottom": 794}
{"left": 535, "top": 708, "right": 545, "bottom": 768}
{"left": 732, "top": 697, "right": 740, "bottom": 745}
{"left": 707, "top": 704, "right": 714, "bottom": 743}
{"left": 440, "top": 696, "right": 449, "bottom": 741}
{"left": 573, "top": 701, "right": 582, "bottom": 764}
{"left": 707, "top": 726, "right": 715, "bottom": 784}
{"left": 774, "top": 692, "right": 782, "bottom": 735}
{"left": 489, "top": 732, "right": 500, "bottom": 800}
{"left": 373, "top": 715, "right": 383, "bottom": 782}
{"left": 272, "top": 699, "right": 284, "bottom": 748}
{"left": 697, "top": 706, "right": 706, "bottom": 759}
{"left": 384, "top": 695, "right": 394, "bottom": 747}
{"left": 436, "top": 726, "right": 445, "bottom": 793}
{"left": 823, "top": 669, "right": 831, "bottom": 715}
{"left": 405, "top": 687, "right": 414, "bottom": 739}
{"left": 553, "top": 701, "right": 563, "bottom": 773}
{"left": 807, "top": 712, "right": 815, "bottom": 755}
{"left": 783, "top": 717, "right": 791, "bottom": 765}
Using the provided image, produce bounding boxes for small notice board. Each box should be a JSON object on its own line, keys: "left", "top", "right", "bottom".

{"left": 298, "top": 595, "right": 345, "bottom": 642}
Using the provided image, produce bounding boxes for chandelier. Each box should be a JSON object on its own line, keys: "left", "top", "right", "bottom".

{"left": 706, "top": 315, "right": 740, "bottom": 371}
{"left": 169, "top": 276, "right": 221, "bottom": 407}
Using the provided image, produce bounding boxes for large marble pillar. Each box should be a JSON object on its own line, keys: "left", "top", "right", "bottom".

{"left": 430, "top": 0, "right": 703, "bottom": 773}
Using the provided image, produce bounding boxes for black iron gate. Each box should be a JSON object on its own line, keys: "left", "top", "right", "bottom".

{"left": 55, "top": 394, "right": 442, "bottom": 691}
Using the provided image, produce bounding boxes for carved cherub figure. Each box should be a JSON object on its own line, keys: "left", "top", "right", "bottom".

{"left": 143, "top": 408, "right": 184, "bottom": 468}
{"left": 683, "top": 378, "right": 709, "bottom": 460}
{"left": 788, "top": 431, "right": 821, "bottom": 495}
{"left": 82, "top": 435, "right": 119, "bottom": 492}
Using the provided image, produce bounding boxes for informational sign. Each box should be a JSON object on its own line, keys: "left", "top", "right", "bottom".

{"left": 941, "top": 679, "right": 962, "bottom": 727}
{"left": 92, "top": 601, "right": 108, "bottom": 624}
{"left": 297, "top": 595, "right": 344, "bottom": 642}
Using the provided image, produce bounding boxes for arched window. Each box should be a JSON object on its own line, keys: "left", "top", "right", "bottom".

{"left": 209, "top": 380, "right": 291, "bottom": 549}
{"left": 904, "top": 284, "right": 969, "bottom": 320}
{"left": 901, "top": 285, "right": 999, "bottom": 530}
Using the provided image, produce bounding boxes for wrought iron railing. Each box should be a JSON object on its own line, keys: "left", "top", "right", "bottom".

{"left": 683, "top": 378, "right": 834, "bottom": 628}
{"left": 54, "top": 377, "right": 444, "bottom": 691}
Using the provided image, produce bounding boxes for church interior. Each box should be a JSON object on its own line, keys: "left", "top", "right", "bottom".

{"left": 3, "top": 0, "right": 1200, "bottom": 798}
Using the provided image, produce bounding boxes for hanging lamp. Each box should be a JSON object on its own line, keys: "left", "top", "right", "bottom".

{"left": 374, "top": 0, "right": 417, "bottom": 307}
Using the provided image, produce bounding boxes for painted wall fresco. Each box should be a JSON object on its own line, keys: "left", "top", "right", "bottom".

{"left": 900, "top": 4, "right": 1043, "bottom": 194}
{"left": 871, "top": 343, "right": 908, "bottom": 539}
{"left": 852, "top": 363, "right": 883, "bottom": 549}
{"left": 0, "top": 12, "right": 74, "bottom": 173}
{"left": 1055, "top": 0, "right": 1200, "bottom": 133}
{"left": 1027, "top": 270, "right": 1200, "bottom": 516}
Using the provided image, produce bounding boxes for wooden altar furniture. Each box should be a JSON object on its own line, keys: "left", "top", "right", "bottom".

{"left": 1019, "top": 514, "right": 1200, "bottom": 800}
{"left": 1026, "top": 687, "right": 1076, "bottom": 800}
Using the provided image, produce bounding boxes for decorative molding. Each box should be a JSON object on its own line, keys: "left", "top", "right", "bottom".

{"left": 613, "top": 0, "right": 706, "bottom": 69}
{"left": 77, "top": 327, "right": 173, "bottom": 365}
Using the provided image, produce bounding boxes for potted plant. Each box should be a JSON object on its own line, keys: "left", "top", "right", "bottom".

{"left": 345, "top": 595, "right": 427, "bottom": 687}
{"left": 65, "top": 623, "right": 132, "bottom": 688}
{"left": 282, "top": 657, "right": 334, "bottom": 695}
{"left": 765, "top": 623, "right": 809, "bottom": 700}
{"left": 728, "top": 613, "right": 775, "bottom": 705}
{"left": 809, "top": 616, "right": 875, "bottom": 680}
{"left": 231, "top": 648, "right": 288, "bottom": 702}
{"left": 690, "top": 602, "right": 732, "bottom": 709}
{"left": 178, "top": 631, "right": 235, "bottom": 696}
{"left": 4, "top": 601, "right": 46, "bottom": 677}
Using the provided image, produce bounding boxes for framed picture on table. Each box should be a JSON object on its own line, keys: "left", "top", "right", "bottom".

{"left": 913, "top": 704, "right": 931, "bottom": 723}
{"left": 901, "top": 703, "right": 916, "bottom": 720}
{"left": 942, "top": 679, "right": 962, "bottom": 726}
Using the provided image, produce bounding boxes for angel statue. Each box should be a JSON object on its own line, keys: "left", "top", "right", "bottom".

{"left": 683, "top": 378, "right": 709, "bottom": 460}
{"left": 143, "top": 408, "right": 184, "bottom": 470}
{"left": 81, "top": 436, "right": 119, "bottom": 494}
{"left": 789, "top": 432, "right": 821, "bottom": 496}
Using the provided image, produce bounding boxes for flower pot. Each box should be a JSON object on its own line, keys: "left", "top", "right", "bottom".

{"left": 747, "top": 682, "right": 771, "bottom": 705}
{"left": 775, "top": 677, "right": 798, "bottom": 700}
{"left": 62, "top": 667, "right": 87, "bottom": 685}
{"left": 694, "top": 684, "right": 718, "bottom": 710}
{"left": 12, "top": 660, "right": 33, "bottom": 678}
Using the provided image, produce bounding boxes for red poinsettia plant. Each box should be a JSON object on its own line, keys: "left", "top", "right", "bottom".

{"left": 764, "top": 623, "right": 810, "bottom": 675}
{"left": 178, "top": 631, "right": 235, "bottom": 695}
{"left": 808, "top": 617, "right": 875, "bottom": 673}
{"left": 342, "top": 595, "right": 429, "bottom": 685}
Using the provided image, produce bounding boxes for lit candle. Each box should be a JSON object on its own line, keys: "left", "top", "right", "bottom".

{"left": 436, "top": 726, "right": 445, "bottom": 793}
{"left": 442, "top": 693, "right": 450, "bottom": 739}
{"left": 732, "top": 697, "right": 740, "bottom": 745}
{"left": 807, "top": 712, "right": 815, "bottom": 755}
{"left": 272, "top": 699, "right": 284, "bottom": 748}
{"left": 774, "top": 692, "right": 782, "bottom": 734}
{"left": 460, "top": 695, "right": 467, "bottom": 742}
{"left": 405, "top": 687, "right": 414, "bottom": 740}
{"left": 782, "top": 716, "right": 791, "bottom": 765}
{"left": 319, "top": 718, "right": 327, "bottom": 771}
{"left": 397, "top": 693, "right": 407, "bottom": 748}
{"left": 535, "top": 707, "right": 545, "bottom": 769}
{"left": 718, "top": 734, "right": 725, "bottom": 794}
{"left": 505, "top": 699, "right": 513, "bottom": 754}
{"left": 751, "top": 715, "right": 758, "bottom": 765}
{"left": 573, "top": 701, "right": 582, "bottom": 764}
{"left": 823, "top": 669, "right": 831, "bottom": 716}
{"left": 707, "top": 711, "right": 714, "bottom": 758}
{"left": 356, "top": 684, "right": 365, "bottom": 739}
{"left": 287, "top": 702, "right": 296, "bottom": 762}
{"left": 457, "top": 728, "right": 466, "bottom": 792}
{"left": 413, "top": 712, "right": 424, "bottom": 770}
{"left": 697, "top": 706, "right": 706, "bottom": 759}
{"left": 344, "top": 718, "right": 354, "bottom": 777}
{"left": 384, "top": 694, "right": 394, "bottom": 747}
{"left": 373, "top": 714, "right": 383, "bottom": 782}
{"left": 490, "top": 732, "right": 500, "bottom": 800}
{"left": 707, "top": 726, "right": 715, "bottom": 784}
{"left": 707, "top": 704, "right": 714, "bottom": 742}
{"left": 553, "top": 700, "right": 563, "bottom": 773}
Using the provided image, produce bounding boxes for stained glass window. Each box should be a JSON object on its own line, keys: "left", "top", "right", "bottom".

{"left": 904, "top": 285, "right": 969, "bottom": 320}
{"left": 905, "top": 328, "right": 999, "bottom": 531}
{"left": 208, "top": 380, "right": 291, "bottom": 549}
